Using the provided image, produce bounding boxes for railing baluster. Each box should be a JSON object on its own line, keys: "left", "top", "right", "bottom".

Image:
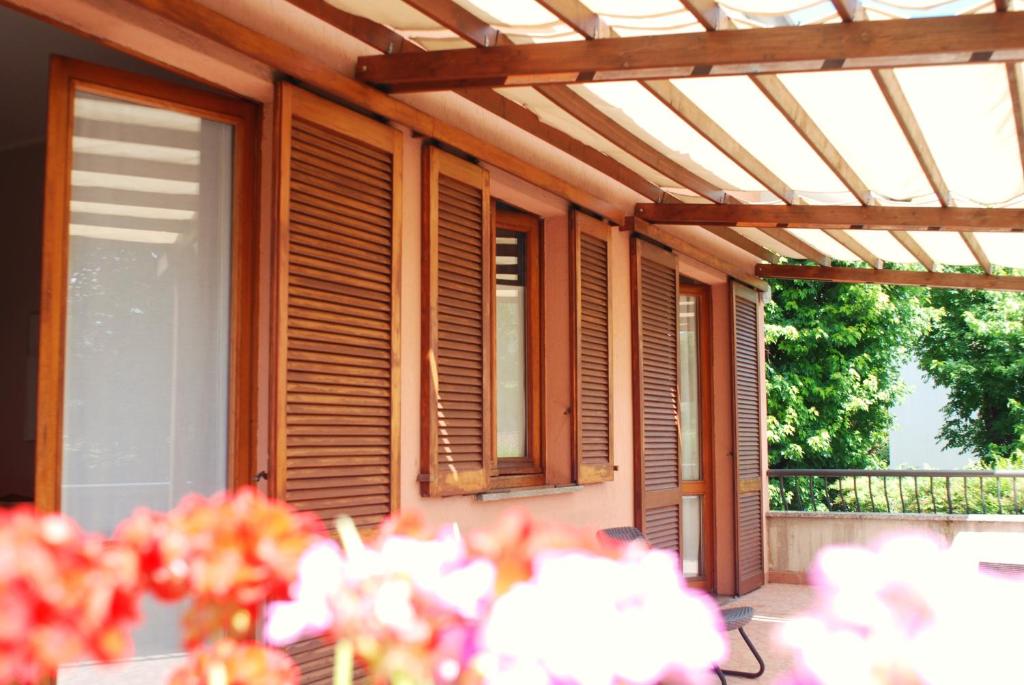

{"left": 997, "top": 476, "right": 1002, "bottom": 514}
{"left": 931, "top": 477, "right": 937, "bottom": 514}
{"left": 898, "top": 477, "right": 906, "bottom": 513}
{"left": 964, "top": 476, "right": 969, "bottom": 514}
{"left": 809, "top": 476, "right": 816, "bottom": 512}
{"left": 781, "top": 476, "right": 787, "bottom": 511}
{"left": 946, "top": 478, "right": 953, "bottom": 514}
{"left": 914, "top": 476, "right": 920, "bottom": 513}
{"left": 1014, "top": 476, "right": 1019, "bottom": 514}
{"left": 868, "top": 475, "right": 876, "bottom": 512}
{"left": 883, "top": 475, "right": 891, "bottom": 513}
{"left": 981, "top": 476, "right": 986, "bottom": 515}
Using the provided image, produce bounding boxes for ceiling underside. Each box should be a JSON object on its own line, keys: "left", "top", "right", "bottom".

{"left": 323, "top": 0, "right": 1024, "bottom": 276}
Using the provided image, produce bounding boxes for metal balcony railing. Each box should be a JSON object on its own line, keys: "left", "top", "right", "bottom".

{"left": 768, "top": 469, "right": 1024, "bottom": 515}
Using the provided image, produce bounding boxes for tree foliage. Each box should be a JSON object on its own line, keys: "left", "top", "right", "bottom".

{"left": 914, "top": 285, "right": 1024, "bottom": 465}
{"left": 764, "top": 275, "right": 929, "bottom": 469}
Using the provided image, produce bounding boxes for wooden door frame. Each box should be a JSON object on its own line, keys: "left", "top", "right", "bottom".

{"left": 678, "top": 280, "right": 716, "bottom": 593}
{"left": 35, "top": 56, "right": 260, "bottom": 511}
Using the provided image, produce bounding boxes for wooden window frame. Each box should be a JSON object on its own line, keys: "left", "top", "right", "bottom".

{"left": 678, "top": 280, "right": 716, "bottom": 593}
{"left": 490, "top": 206, "right": 544, "bottom": 488}
{"left": 35, "top": 56, "right": 259, "bottom": 512}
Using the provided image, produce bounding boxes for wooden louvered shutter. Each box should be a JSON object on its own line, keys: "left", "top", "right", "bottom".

{"left": 732, "top": 282, "right": 766, "bottom": 595}
{"left": 273, "top": 83, "right": 401, "bottom": 684}
{"left": 631, "top": 238, "right": 683, "bottom": 553}
{"left": 421, "top": 146, "right": 493, "bottom": 496}
{"left": 572, "top": 210, "right": 613, "bottom": 483}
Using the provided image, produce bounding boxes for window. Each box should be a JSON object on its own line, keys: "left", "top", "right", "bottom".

{"left": 493, "top": 208, "right": 542, "bottom": 482}
{"left": 679, "top": 282, "right": 713, "bottom": 590}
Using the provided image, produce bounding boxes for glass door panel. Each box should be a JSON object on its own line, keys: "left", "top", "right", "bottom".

{"left": 678, "top": 285, "right": 712, "bottom": 587}
{"left": 48, "top": 72, "right": 237, "bottom": 683}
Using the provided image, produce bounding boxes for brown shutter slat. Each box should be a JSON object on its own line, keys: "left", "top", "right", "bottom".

{"left": 733, "top": 282, "right": 766, "bottom": 595}
{"left": 274, "top": 84, "right": 402, "bottom": 685}
{"left": 631, "top": 238, "right": 682, "bottom": 555}
{"left": 572, "top": 210, "right": 614, "bottom": 484}
{"left": 645, "top": 504, "right": 682, "bottom": 551}
{"left": 421, "top": 146, "right": 492, "bottom": 496}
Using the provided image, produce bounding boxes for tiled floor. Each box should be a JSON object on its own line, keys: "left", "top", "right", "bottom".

{"left": 718, "top": 583, "right": 816, "bottom": 683}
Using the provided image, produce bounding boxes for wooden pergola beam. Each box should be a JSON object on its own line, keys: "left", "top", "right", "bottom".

{"left": 538, "top": 0, "right": 802, "bottom": 259}
{"left": 751, "top": 74, "right": 873, "bottom": 206}
{"left": 757, "top": 264, "right": 1024, "bottom": 292}
{"left": 628, "top": 217, "right": 770, "bottom": 289}
{"left": 836, "top": 3, "right": 992, "bottom": 273}
{"left": 755, "top": 228, "right": 832, "bottom": 267}
{"left": 534, "top": 0, "right": 609, "bottom": 39}
{"left": 680, "top": 0, "right": 878, "bottom": 266}
{"left": 534, "top": 85, "right": 727, "bottom": 202}
{"left": 709, "top": 228, "right": 782, "bottom": 264}
{"left": 121, "top": 0, "right": 624, "bottom": 222}
{"left": 540, "top": 0, "right": 794, "bottom": 204}
{"left": 401, "top": 0, "right": 732, "bottom": 203}
{"left": 283, "top": 0, "right": 673, "bottom": 203}
{"left": 891, "top": 232, "right": 937, "bottom": 273}
{"left": 824, "top": 229, "right": 883, "bottom": 269}
{"left": 633, "top": 202, "right": 1024, "bottom": 231}
{"left": 355, "top": 13, "right": 1024, "bottom": 91}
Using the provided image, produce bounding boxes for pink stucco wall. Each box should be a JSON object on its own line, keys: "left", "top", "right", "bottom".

{"left": 15, "top": 0, "right": 757, "bottom": 594}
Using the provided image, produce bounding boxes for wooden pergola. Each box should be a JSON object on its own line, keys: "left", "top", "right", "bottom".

{"left": 138, "top": 0, "right": 1024, "bottom": 290}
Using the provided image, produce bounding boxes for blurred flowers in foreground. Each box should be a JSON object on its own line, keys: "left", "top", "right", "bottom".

{"left": 0, "top": 506, "right": 141, "bottom": 684}
{"left": 115, "top": 486, "right": 325, "bottom": 646}
{"left": 780, "top": 533, "right": 1024, "bottom": 685}
{"left": 168, "top": 638, "right": 300, "bottom": 685}
{"left": 264, "top": 510, "right": 727, "bottom": 685}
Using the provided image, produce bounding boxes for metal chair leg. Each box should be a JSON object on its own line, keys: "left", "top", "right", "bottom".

{"left": 720, "top": 627, "right": 766, "bottom": 679}
{"left": 714, "top": 666, "right": 728, "bottom": 684}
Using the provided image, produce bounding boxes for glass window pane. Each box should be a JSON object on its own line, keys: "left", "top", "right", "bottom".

{"left": 682, "top": 495, "right": 703, "bottom": 578}
{"left": 496, "top": 229, "right": 527, "bottom": 459}
{"left": 58, "top": 91, "right": 234, "bottom": 680}
{"left": 678, "top": 294, "right": 701, "bottom": 480}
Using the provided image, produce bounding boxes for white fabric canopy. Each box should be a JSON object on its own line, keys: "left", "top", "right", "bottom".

{"left": 330, "top": 0, "right": 1024, "bottom": 270}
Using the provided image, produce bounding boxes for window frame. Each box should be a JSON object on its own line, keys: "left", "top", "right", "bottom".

{"left": 678, "top": 279, "right": 716, "bottom": 592}
{"left": 490, "top": 205, "right": 544, "bottom": 487}
{"left": 35, "top": 57, "right": 259, "bottom": 512}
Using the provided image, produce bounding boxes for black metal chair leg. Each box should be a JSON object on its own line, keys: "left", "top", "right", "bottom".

{"left": 714, "top": 666, "right": 728, "bottom": 684}
{"left": 720, "top": 627, "right": 766, "bottom": 679}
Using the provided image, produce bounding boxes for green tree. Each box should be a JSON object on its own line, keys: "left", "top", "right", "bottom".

{"left": 914, "top": 284, "right": 1024, "bottom": 465}
{"left": 765, "top": 273, "right": 930, "bottom": 469}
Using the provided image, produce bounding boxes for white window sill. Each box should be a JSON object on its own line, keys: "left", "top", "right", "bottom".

{"left": 476, "top": 484, "right": 583, "bottom": 502}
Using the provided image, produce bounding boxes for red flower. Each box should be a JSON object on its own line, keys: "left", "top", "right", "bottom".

{"left": 168, "top": 639, "right": 299, "bottom": 685}
{"left": 115, "top": 487, "right": 325, "bottom": 643}
{"left": 0, "top": 506, "right": 142, "bottom": 684}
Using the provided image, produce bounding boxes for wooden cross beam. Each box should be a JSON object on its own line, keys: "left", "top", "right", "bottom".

{"left": 355, "top": 13, "right": 1024, "bottom": 91}
{"left": 633, "top": 203, "right": 1024, "bottom": 232}
{"left": 757, "top": 264, "right": 1024, "bottom": 291}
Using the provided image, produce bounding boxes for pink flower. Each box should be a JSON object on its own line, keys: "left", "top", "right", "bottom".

{"left": 266, "top": 510, "right": 728, "bottom": 685}
{"left": 476, "top": 549, "right": 726, "bottom": 685}
{"left": 781, "top": 533, "right": 1024, "bottom": 685}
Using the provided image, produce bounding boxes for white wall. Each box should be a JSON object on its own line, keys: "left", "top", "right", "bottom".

{"left": 889, "top": 360, "right": 971, "bottom": 469}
